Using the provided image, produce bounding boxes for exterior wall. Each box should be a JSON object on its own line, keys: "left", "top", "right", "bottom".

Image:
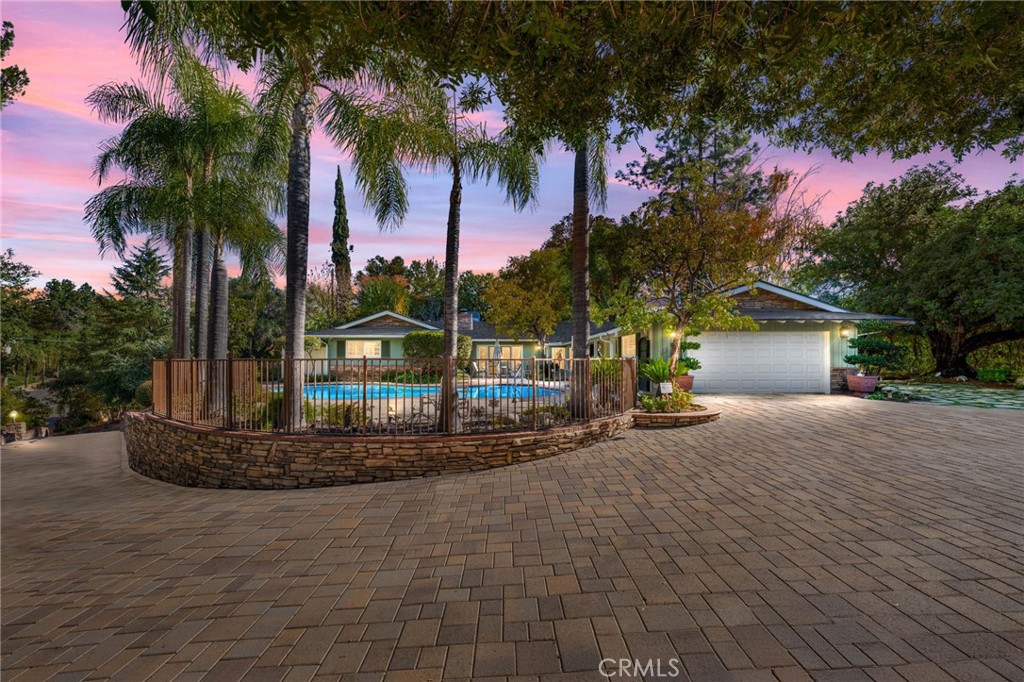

{"left": 123, "top": 411, "right": 633, "bottom": 489}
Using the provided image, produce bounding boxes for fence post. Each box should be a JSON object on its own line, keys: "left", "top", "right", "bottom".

{"left": 224, "top": 355, "right": 234, "bottom": 430}
{"left": 361, "top": 357, "right": 368, "bottom": 435}
{"left": 531, "top": 358, "right": 538, "bottom": 431}
{"left": 164, "top": 357, "right": 172, "bottom": 418}
{"left": 190, "top": 360, "right": 198, "bottom": 424}
{"left": 283, "top": 359, "right": 292, "bottom": 434}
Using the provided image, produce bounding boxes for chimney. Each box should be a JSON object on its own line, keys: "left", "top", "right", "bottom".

{"left": 457, "top": 311, "right": 474, "bottom": 331}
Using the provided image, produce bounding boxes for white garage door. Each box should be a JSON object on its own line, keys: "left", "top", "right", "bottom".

{"left": 689, "top": 331, "right": 830, "bottom": 393}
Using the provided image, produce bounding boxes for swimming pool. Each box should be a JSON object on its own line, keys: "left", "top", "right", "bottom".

{"left": 302, "top": 383, "right": 562, "bottom": 401}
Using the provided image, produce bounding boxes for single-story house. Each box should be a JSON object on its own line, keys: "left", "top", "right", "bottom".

{"left": 308, "top": 310, "right": 620, "bottom": 362}
{"left": 625, "top": 281, "right": 912, "bottom": 394}
{"left": 308, "top": 281, "right": 910, "bottom": 394}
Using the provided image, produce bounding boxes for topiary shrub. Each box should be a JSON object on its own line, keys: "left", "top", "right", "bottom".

{"left": 844, "top": 337, "right": 905, "bottom": 376}
{"left": 403, "top": 331, "right": 472, "bottom": 363}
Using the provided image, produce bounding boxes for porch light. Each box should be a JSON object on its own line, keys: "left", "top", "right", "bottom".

{"left": 840, "top": 327, "right": 853, "bottom": 338}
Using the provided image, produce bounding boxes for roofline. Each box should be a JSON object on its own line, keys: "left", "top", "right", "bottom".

{"left": 726, "top": 280, "right": 850, "bottom": 313}
{"left": 333, "top": 310, "right": 438, "bottom": 331}
{"left": 309, "top": 333, "right": 413, "bottom": 339}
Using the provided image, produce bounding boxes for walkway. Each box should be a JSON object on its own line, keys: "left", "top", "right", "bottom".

{"left": 2, "top": 396, "right": 1023, "bottom": 681}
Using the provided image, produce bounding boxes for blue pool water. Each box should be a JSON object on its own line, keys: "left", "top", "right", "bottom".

{"left": 302, "top": 384, "right": 561, "bottom": 401}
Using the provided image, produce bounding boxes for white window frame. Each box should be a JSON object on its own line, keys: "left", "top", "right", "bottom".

{"left": 346, "top": 339, "right": 382, "bottom": 358}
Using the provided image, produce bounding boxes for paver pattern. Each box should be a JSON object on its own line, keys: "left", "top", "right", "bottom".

{"left": 3, "top": 395, "right": 1023, "bottom": 682}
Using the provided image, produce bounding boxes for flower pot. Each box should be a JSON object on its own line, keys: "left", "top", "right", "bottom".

{"left": 673, "top": 374, "right": 694, "bottom": 391}
{"left": 846, "top": 374, "right": 879, "bottom": 397}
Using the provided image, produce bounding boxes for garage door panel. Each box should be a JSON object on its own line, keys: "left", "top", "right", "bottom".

{"left": 690, "top": 331, "right": 829, "bottom": 394}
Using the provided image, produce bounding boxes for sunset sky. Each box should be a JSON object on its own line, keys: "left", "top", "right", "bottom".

{"left": 2, "top": 1, "right": 1020, "bottom": 290}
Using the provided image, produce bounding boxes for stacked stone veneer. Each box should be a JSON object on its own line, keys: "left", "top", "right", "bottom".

{"left": 831, "top": 368, "right": 850, "bottom": 393}
{"left": 123, "top": 411, "right": 632, "bottom": 489}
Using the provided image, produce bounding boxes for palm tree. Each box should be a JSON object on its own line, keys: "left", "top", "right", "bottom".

{"left": 86, "top": 58, "right": 285, "bottom": 362}
{"left": 322, "top": 78, "right": 541, "bottom": 431}
{"left": 86, "top": 80, "right": 200, "bottom": 358}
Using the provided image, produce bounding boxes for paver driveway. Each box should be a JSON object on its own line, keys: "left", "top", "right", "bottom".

{"left": 3, "top": 395, "right": 1023, "bottom": 682}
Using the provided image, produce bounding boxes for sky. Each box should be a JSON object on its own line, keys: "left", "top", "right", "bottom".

{"left": 2, "top": 1, "right": 1021, "bottom": 290}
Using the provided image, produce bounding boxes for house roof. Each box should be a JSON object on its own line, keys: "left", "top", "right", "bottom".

{"left": 309, "top": 310, "right": 438, "bottom": 338}
{"left": 311, "top": 325, "right": 429, "bottom": 338}
{"left": 727, "top": 280, "right": 914, "bottom": 324}
{"left": 725, "top": 280, "right": 850, "bottom": 313}
{"left": 741, "top": 310, "right": 914, "bottom": 324}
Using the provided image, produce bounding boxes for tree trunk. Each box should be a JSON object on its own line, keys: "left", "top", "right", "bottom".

{"left": 927, "top": 330, "right": 974, "bottom": 378}
{"left": 171, "top": 222, "right": 193, "bottom": 359}
{"left": 194, "top": 228, "right": 212, "bottom": 358}
{"left": 570, "top": 144, "right": 591, "bottom": 419}
{"left": 668, "top": 324, "right": 684, "bottom": 378}
{"left": 440, "top": 159, "right": 462, "bottom": 433}
{"left": 283, "top": 87, "right": 314, "bottom": 430}
{"left": 210, "top": 238, "right": 229, "bottom": 360}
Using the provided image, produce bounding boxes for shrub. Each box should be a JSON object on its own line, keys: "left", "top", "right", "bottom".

{"left": 639, "top": 357, "right": 672, "bottom": 383}
{"left": 317, "top": 402, "right": 367, "bottom": 428}
{"left": 257, "top": 393, "right": 315, "bottom": 430}
{"left": 403, "top": 331, "right": 472, "bottom": 363}
{"left": 844, "top": 337, "right": 905, "bottom": 375}
{"left": 639, "top": 391, "right": 695, "bottom": 413}
{"left": 134, "top": 380, "right": 153, "bottom": 408}
{"left": 676, "top": 356, "right": 701, "bottom": 374}
{"left": 380, "top": 369, "right": 443, "bottom": 384}
{"left": 591, "top": 358, "right": 622, "bottom": 381}
{"left": 976, "top": 369, "right": 1009, "bottom": 382}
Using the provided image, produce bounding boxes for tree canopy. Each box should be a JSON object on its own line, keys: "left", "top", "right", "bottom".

{"left": 798, "top": 165, "right": 1024, "bottom": 376}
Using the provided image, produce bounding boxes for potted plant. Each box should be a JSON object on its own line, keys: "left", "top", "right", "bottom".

{"left": 671, "top": 337, "right": 704, "bottom": 387}
{"left": 674, "top": 356, "right": 701, "bottom": 391}
{"left": 639, "top": 357, "right": 673, "bottom": 395}
{"left": 843, "top": 337, "right": 904, "bottom": 396}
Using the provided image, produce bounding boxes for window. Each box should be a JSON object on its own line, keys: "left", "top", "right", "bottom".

{"left": 621, "top": 334, "right": 637, "bottom": 358}
{"left": 477, "top": 344, "right": 523, "bottom": 359}
{"left": 345, "top": 340, "right": 382, "bottom": 358}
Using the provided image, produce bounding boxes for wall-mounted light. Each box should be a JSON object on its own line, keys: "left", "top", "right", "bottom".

{"left": 8, "top": 410, "right": 18, "bottom": 421}
{"left": 668, "top": 331, "right": 677, "bottom": 338}
{"left": 840, "top": 327, "right": 853, "bottom": 338}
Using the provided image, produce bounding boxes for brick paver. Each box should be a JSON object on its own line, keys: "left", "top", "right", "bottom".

{"left": 2, "top": 395, "right": 1023, "bottom": 681}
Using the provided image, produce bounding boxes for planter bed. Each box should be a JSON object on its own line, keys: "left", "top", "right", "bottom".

{"left": 632, "top": 406, "right": 721, "bottom": 428}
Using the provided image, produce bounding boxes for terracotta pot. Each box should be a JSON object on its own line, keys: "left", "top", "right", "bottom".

{"left": 673, "top": 374, "right": 694, "bottom": 391}
{"left": 846, "top": 374, "right": 879, "bottom": 397}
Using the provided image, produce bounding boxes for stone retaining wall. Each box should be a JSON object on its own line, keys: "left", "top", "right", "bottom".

{"left": 123, "top": 411, "right": 633, "bottom": 489}
{"left": 632, "top": 408, "right": 721, "bottom": 428}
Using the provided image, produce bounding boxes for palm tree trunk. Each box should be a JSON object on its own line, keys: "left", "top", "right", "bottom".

{"left": 172, "top": 222, "right": 193, "bottom": 358}
{"left": 570, "top": 144, "right": 591, "bottom": 419}
{"left": 283, "top": 86, "right": 314, "bottom": 431}
{"left": 440, "top": 159, "right": 462, "bottom": 433}
{"left": 210, "top": 238, "right": 229, "bottom": 360}
{"left": 194, "top": 228, "right": 212, "bottom": 358}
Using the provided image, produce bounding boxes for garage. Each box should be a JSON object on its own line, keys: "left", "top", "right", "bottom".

{"left": 689, "top": 330, "right": 831, "bottom": 394}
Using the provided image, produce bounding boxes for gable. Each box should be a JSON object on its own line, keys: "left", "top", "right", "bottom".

{"left": 349, "top": 313, "right": 417, "bottom": 330}
{"left": 732, "top": 290, "right": 819, "bottom": 311}
{"left": 726, "top": 281, "right": 849, "bottom": 313}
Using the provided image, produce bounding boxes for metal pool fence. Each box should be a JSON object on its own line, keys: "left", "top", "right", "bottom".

{"left": 151, "top": 357, "right": 637, "bottom": 436}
